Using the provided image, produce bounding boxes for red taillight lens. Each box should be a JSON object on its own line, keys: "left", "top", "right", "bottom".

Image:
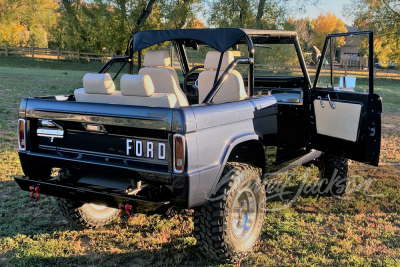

{"left": 18, "top": 119, "right": 26, "bottom": 150}
{"left": 174, "top": 134, "right": 185, "bottom": 173}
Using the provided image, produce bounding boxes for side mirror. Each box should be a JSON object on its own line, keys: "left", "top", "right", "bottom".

{"left": 339, "top": 76, "right": 356, "bottom": 90}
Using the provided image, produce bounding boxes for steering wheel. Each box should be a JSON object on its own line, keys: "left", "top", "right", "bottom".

{"left": 183, "top": 65, "right": 204, "bottom": 97}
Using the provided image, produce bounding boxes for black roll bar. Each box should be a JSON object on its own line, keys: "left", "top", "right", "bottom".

{"left": 102, "top": 31, "right": 256, "bottom": 97}
{"left": 203, "top": 58, "right": 254, "bottom": 104}
{"left": 98, "top": 56, "right": 130, "bottom": 74}
{"left": 213, "top": 53, "right": 224, "bottom": 86}
{"left": 244, "top": 34, "right": 255, "bottom": 97}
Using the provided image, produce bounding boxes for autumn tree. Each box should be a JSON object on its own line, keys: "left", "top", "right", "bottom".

{"left": 345, "top": 0, "right": 400, "bottom": 65}
{"left": 312, "top": 12, "right": 347, "bottom": 50}
{"left": 283, "top": 17, "right": 313, "bottom": 51}
{"left": 0, "top": 0, "right": 58, "bottom": 47}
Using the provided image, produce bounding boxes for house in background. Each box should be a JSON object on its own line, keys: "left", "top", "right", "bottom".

{"left": 339, "top": 25, "right": 368, "bottom": 68}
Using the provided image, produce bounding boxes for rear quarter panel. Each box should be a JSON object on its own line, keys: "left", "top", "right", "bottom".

{"left": 187, "top": 96, "right": 277, "bottom": 207}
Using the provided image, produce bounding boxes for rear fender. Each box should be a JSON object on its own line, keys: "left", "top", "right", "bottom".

{"left": 201, "top": 133, "right": 263, "bottom": 205}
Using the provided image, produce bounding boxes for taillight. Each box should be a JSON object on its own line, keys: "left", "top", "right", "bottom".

{"left": 173, "top": 134, "right": 185, "bottom": 173}
{"left": 18, "top": 119, "right": 26, "bottom": 150}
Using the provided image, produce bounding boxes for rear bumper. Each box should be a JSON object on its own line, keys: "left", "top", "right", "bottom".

{"left": 18, "top": 151, "right": 190, "bottom": 208}
{"left": 14, "top": 176, "right": 170, "bottom": 208}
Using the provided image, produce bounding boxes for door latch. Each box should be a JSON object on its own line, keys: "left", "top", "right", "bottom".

{"left": 318, "top": 95, "right": 336, "bottom": 109}
{"left": 327, "top": 94, "right": 336, "bottom": 109}
{"left": 318, "top": 96, "right": 325, "bottom": 108}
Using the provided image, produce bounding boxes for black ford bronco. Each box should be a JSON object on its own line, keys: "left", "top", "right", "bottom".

{"left": 14, "top": 28, "right": 381, "bottom": 262}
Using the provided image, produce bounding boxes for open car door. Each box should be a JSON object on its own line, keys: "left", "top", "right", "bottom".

{"left": 310, "top": 31, "right": 382, "bottom": 166}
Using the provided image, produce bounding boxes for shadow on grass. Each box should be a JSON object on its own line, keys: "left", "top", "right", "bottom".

{"left": 0, "top": 179, "right": 213, "bottom": 266}
{"left": 1, "top": 243, "right": 208, "bottom": 267}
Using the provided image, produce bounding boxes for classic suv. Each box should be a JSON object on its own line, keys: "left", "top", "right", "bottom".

{"left": 14, "top": 28, "right": 381, "bottom": 262}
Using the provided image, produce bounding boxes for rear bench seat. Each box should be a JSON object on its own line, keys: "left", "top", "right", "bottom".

{"left": 74, "top": 73, "right": 179, "bottom": 108}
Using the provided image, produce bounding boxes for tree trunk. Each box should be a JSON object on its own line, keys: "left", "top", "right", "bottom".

{"left": 256, "top": 0, "right": 266, "bottom": 29}
{"left": 133, "top": 0, "right": 157, "bottom": 34}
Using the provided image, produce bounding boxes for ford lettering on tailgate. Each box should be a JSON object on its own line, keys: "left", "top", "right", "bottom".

{"left": 126, "top": 139, "right": 166, "bottom": 160}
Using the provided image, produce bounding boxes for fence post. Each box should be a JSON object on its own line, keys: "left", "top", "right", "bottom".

{"left": 77, "top": 49, "right": 80, "bottom": 60}
{"left": 31, "top": 46, "right": 34, "bottom": 58}
{"left": 5, "top": 43, "right": 8, "bottom": 57}
{"left": 57, "top": 47, "right": 60, "bottom": 60}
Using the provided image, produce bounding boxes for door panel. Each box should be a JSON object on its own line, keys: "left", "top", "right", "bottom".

{"left": 310, "top": 90, "right": 381, "bottom": 166}
{"left": 310, "top": 31, "right": 381, "bottom": 166}
{"left": 314, "top": 99, "right": 362, "bottom": 142}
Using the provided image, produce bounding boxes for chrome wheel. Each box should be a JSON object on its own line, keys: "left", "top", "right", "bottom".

{"left": 231, "top": 188, "right": 257, "bottom": 239}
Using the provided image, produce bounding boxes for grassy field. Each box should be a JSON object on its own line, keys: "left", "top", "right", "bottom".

{"left": 0, "top": 56, "right": 399, "bottom": 266}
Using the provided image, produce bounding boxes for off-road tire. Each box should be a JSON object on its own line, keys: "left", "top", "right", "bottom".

{"left": 57, "top": 198, "right": 118, "bottom": 229}
{"left": 194, "top": 162, "right": 266, "bottom": 263}
{"left": 318, "top": 153, "right": 349, "bottom": 196}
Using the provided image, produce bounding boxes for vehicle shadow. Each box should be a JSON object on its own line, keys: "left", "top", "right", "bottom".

{"left": 0, "top": 179, "right": 211, "bottom": 266}
{"left": 1, "top": 243, "right": 207, "bottom": 267}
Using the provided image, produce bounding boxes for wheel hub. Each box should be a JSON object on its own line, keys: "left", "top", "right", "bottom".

{"left": 231, "top": 189, "right": 257, "bottom": 240}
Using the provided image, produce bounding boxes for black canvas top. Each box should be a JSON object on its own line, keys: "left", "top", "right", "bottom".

{"left": 132, "top": 28, "right": 248, "bottom": 52}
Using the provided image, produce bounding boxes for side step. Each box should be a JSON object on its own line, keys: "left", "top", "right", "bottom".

{"left": 14, "top": 176, "right": 170, "bottom": 209}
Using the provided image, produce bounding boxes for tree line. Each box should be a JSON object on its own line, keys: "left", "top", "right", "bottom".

{"left": 0, "top": 0, "right": 398, "bottom": 63}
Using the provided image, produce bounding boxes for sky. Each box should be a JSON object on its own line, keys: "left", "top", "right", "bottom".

{"left": 293, "top": 0, "right": 353, "bottom": 26}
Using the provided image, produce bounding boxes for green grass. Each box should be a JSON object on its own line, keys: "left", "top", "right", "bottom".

{"left": 0, "top": 56, "right": 105, "bottom": 72}
{"left": 0, "top": 56, "right": 399, "bottom": 266}
{"left": 355, "top": 77, "right": 400, "bottom": 111}
{"left": 316, "top": 74, "right": 400, "bottom": 111}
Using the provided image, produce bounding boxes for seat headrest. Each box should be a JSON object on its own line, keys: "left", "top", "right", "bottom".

{"left": 83, "top": 73, "right": 115, "bottom": 94}
{"left": 120, "top": 74, "right": 155, "bottom": 96}
{"left": 143, "top": 50, "right": 171, "bottom": 67}
{"left": 204, "top": 51, "right": 234, "bottom": 70}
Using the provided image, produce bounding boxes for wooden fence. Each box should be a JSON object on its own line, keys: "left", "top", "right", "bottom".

{"left": 0, "top": 44, "right": 114, "bottom": 62}
{"left": 1, "top": 44, "right": 397, "bottom": 79}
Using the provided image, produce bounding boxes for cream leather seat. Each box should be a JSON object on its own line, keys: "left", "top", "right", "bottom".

{"left": 138, "top": 50, "right": 189, "bottom": 107}
{"left": 198, "top": 51, "right": 247, "bottom": 103}
{"left": 74, "top": 73, "right": 179, "bottom": 108}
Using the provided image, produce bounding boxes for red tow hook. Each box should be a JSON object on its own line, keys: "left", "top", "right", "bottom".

{"left": 29, "top": 185, "right": 40, "bottom": 202}
{"left": 119, "top": 201, "right": 133, "bottom": 221}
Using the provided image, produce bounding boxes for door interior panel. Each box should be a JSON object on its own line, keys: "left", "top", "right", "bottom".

{"left": 310, "top": 90, "right": 381, "bottom": 166}
{"left": 314, "top": 99, "right": 362, "bottom": 142}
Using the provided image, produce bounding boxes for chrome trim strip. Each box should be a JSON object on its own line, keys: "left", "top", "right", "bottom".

{"left": 39, "top": 119, "right": 63, "bottom": 129}
{"left": 173, "top": 134, "right": 186, "bottom": 174}
{"left": 18, "top": 118, "right": 26, "bottom": 151}
{"left": 37, "top": 128, "right": 64, "bottom": 138}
